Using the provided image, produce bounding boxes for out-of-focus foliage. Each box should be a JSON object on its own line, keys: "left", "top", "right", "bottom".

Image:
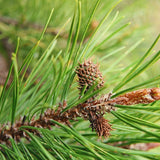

{"left": 0, "top": 0, "right": 159, "bottom": 85}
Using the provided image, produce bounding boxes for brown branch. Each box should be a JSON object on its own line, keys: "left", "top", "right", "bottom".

{"left": 0, "top": 16, "right": 68, "bottom": 38}
{"left": 0, "top": 32, "right": 14, "bottom": 86}
{"left": 0, "top": 16, "right": 99, "bottom": 42}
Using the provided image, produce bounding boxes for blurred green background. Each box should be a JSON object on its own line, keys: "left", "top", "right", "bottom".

{"left": 0, "top": 0, "right": 159, "bottom": 89}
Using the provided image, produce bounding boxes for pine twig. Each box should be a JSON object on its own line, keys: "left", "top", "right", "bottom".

{"left": 0, "top": 60, "right": 160, "bottom": 145}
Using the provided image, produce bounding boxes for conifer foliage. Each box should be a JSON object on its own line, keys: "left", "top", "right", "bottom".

{"left": 0, "top": 0, "right": 160, "bottom": 159}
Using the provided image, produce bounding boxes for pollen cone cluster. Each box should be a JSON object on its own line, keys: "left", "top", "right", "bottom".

{"left": 89, "top": 113, "right": 112, "bottom": 137}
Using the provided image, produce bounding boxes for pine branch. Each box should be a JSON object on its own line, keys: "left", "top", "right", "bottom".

{"left": 1, "top": 60, "right": 160, "bottom": 146}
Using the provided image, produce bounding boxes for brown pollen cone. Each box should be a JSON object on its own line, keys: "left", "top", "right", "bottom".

{"left": 89, "top": 111, "right": 112, "bottom": 137}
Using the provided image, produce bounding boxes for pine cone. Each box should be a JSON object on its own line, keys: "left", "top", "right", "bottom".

{"left": 76, "top": 60, "right": 104, "bottom": 96}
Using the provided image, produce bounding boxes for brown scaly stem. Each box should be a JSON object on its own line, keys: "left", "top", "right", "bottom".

{"left": 0, "top": 98, "right": 114, "bottom": 145}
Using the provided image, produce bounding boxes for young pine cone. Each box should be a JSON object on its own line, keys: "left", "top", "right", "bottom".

{"left": 76, "top": 60, "right": 104, "bottom": 96}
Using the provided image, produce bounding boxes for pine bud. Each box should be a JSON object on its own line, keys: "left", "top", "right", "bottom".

{"left": 109, "top": 88, "right": 160, "bottom": 105}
